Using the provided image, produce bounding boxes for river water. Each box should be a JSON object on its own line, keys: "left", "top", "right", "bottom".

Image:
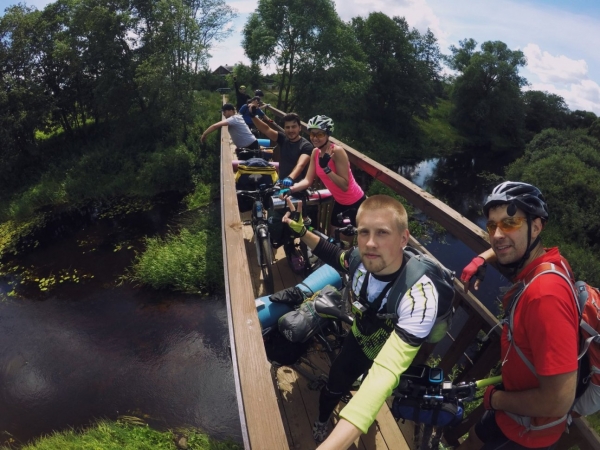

{"left": 397, "top": 154, "right": 514, "bottom": 317}
{"left": 0, "top": 201, "right": 241, "bottom": 447}
{"left": 0, "top": 153, "right": 512, "bottom": 447}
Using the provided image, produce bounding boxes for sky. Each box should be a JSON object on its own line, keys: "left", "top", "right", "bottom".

{"left": 3, "top": 0, "right": 600, "bottom": 114}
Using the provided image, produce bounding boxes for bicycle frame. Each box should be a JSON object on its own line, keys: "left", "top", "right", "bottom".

{"left": 237, "top": 184, "right": 280, "bottom": 294}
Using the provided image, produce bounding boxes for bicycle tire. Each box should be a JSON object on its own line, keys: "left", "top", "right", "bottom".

{"left": 298, "top": 240, "right": 316, "bottom": 275}
{"left": 259, "top": 235, "right": 274, "bottom": 294}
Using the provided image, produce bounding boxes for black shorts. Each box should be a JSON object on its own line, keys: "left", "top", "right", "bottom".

{"left": 330, "top": 196, "right": 366, "bottom": 228}
{"left": 474, "top": 411, "right": 558, "bottom": 450}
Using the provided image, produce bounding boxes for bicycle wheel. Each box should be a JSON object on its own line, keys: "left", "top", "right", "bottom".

{"left": 259, "top": 235, "right": 274, "bottom": 294}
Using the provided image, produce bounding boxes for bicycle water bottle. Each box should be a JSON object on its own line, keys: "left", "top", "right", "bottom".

{"left": 254, "top": 201, "right": 263, "bottom": 219}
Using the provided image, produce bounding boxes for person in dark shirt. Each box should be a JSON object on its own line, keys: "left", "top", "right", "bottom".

{"left": 233, "top": 75, "right": 251, "bottom": 110}
{"left": 250, "top": 110, "right": 312, "bottom": 185}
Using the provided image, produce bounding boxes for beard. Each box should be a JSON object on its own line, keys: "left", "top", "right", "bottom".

{"left": 361, "top": 255, "right": 387, "bottom": 274}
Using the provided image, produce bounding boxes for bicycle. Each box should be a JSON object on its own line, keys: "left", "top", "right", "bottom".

{"left": 392, "top": 366, "right": 502, "bottom": 450}
{"left": 237, "top": 184, "right": 282, "bottom": 294}
{"left": 271, "top": 188, "right": 334, "bottom": 276}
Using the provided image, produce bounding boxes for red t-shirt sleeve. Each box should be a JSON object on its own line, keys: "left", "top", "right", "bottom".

{"left": 521, "top": 276, "right": 579, "bottom": 376}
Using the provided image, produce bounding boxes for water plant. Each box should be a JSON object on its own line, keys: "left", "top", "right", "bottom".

{"left": 125, "top": 204, "right": 223, "bottom": 294}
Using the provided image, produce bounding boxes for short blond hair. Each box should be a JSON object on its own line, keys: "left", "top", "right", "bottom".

{"left": 356, "top": 195, "right": 408, "bottom": 232}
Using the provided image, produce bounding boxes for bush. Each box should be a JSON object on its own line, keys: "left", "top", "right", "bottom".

{"left": 127, "top": 205, "right": 223, "bottom": 294}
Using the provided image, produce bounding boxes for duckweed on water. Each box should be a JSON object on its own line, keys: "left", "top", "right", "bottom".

{"left": 0, "top": 419, "right": 241, "bottom": 450}
{"left": 0, "top": 264, "right": 94, "bottom": 294}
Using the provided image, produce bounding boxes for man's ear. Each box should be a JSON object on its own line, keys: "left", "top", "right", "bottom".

{"left": 531, "top": 217, "right": 544, "bottom": 239}
{"left": 401, "top": 228, "right": 410, "bottom": 247}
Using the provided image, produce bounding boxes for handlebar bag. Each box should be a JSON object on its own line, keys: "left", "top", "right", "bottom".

{"left": 235, "top": 161, "right": 278, "bottom": 190}
{"left": 391, "top": 396, "right": 464, "bottom": 428}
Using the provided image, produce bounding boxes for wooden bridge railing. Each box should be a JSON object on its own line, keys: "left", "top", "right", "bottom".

{"left": 220, "top": 121, "right": 288, "bottom": 449}
{"left": 262, "top": 104, "right": 600, "bottom": 449}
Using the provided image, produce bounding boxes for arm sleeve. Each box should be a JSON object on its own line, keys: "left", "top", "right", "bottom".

{"left": 301, "top": 140, "right": 313, "bottom": 156}
{"left": 340, "top": 331, "right": 420, "bottom": 433}
{"left": 312, "top": 238, "right": 348, "bottom": 272}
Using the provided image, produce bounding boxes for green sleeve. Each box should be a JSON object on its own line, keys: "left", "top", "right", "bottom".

{"left": 339, "top": 332, "right": 420, "bottom": 434}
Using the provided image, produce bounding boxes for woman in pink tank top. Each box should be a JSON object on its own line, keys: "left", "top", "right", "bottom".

{"left": 288, "top": 115, "right": 365, "bottom": 236}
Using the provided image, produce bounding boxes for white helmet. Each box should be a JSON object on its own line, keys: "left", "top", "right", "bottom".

{"left": 307, "top": 115, "right": 334, "bottom": 135}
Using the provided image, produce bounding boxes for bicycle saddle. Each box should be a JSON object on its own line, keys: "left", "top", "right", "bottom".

{"left": 314, "top": 288, "right": 353, "bottom": 325}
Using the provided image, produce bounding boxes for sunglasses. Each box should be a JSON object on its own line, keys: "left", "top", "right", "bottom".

{"left": 486, "top": 216, "right": 527, "bottom": 234}
{"left": 309, "top": 130, "right": 327, "bottom": 139}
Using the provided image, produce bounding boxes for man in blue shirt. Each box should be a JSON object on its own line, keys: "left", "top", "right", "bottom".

{"left": 239, "top": 97, "right": 267, "bottom": 130}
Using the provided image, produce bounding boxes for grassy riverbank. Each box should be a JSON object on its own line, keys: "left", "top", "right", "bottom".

{"left": 1, "top": 419, "right": 240, "bottom": 450}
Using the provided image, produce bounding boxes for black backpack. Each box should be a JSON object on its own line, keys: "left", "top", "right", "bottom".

{"left": 347, "top": 246, "right": 455, "bottom": 343}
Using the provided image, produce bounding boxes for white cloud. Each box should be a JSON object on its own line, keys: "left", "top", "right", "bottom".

{"left": 528, "top": 80, "right": 600, "bottom": 115}
{"left": 333, "top": 0, "right": 447, "bottom": 45}
{"left": 523, "top": 44, "right": 588, "bottom": 85}
{"left": 227, "top": 0, "right": 258, "bottom": 15}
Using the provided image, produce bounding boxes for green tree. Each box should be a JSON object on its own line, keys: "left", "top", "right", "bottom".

{"left": 232, "top": 62, "right": 263, "bottom": 91}
{"left": 447, "top": 39, "right": 527, "bottom": 151}
{"left": 242, "top": 0, "right": 364, "bottom": 112}
{"left": 0, "top": 5, "right": 49, "bottom": 153}
{"left": 589, "top": 118, "right": 600, "bottom": 141}
{"left": 351, "top": 13, "right": 441, "bottom": 135}
{"left": 506, "top": 128, "right": 600, "bottom": 284}
{"left": 566, "top": 109, "right": 598, "bottom": 129}
{"left": 522, "top": 90, "right": 569, "bottom": 136}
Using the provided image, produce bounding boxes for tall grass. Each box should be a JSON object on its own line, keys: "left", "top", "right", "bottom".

{"left": 126, "top": 203, "right": 223, "bottom": 294}
{"left": 3, "top": 419, "right": 240, "bottom": 450}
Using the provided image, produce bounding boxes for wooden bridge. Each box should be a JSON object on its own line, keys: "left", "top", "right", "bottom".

{"left": 219, "top": 103, "right": 600, "bottom": 449}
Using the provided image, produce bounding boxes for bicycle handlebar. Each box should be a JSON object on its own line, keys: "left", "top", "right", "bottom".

{"left": 236, "top": 185, "right": 282, "bottom": 198}
{"left": 395, "top": 373, "right": 502, "bottom": 404}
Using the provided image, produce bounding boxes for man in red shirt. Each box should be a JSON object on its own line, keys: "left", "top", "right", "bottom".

{"left": 459, "top": 181, "right": 579, "bottom": 449}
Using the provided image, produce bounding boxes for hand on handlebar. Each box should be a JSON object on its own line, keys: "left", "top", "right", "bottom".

{"left": 460, "top": 256, "right": 487, "bottom": 293}
{"left": 282, "top": 198, "right": 306, "bottom": 237}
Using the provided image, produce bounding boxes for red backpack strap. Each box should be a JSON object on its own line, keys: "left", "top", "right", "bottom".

{"left": 506, "top": 262, "right": 578, "bottom": 376}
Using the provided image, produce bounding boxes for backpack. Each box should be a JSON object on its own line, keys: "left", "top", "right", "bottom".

{"left": 504, "top": 262, "right": 600, "bottom": 420}
{"left": 278, "top": 285, "right": 343, "bottom": 344}
{"left": 347, "top": 246, "right": 456, "bottom": 344}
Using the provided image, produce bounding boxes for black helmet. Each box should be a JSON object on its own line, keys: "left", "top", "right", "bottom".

{"left": 483, "top": 181, "right": 548, "bottom": 220}
{"left": 254, "top": 89, "right": 264, "bottom": 97}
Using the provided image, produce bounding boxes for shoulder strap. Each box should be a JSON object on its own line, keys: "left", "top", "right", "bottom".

{"left": 348, "top": 247, "right": 362, "bottom": 282}
{"left": 377, "top": 250, "right": 430, "bottom": 320}
{"left": 507, "top": 262, "right": 578, "bottom": 376}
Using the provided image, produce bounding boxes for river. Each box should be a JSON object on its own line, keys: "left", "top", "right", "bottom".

{"left": 0, "top": 200, "right": 242, "bottom": 447}
{"left": 0, "top": 153, "right": 512, "bottom": 447}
